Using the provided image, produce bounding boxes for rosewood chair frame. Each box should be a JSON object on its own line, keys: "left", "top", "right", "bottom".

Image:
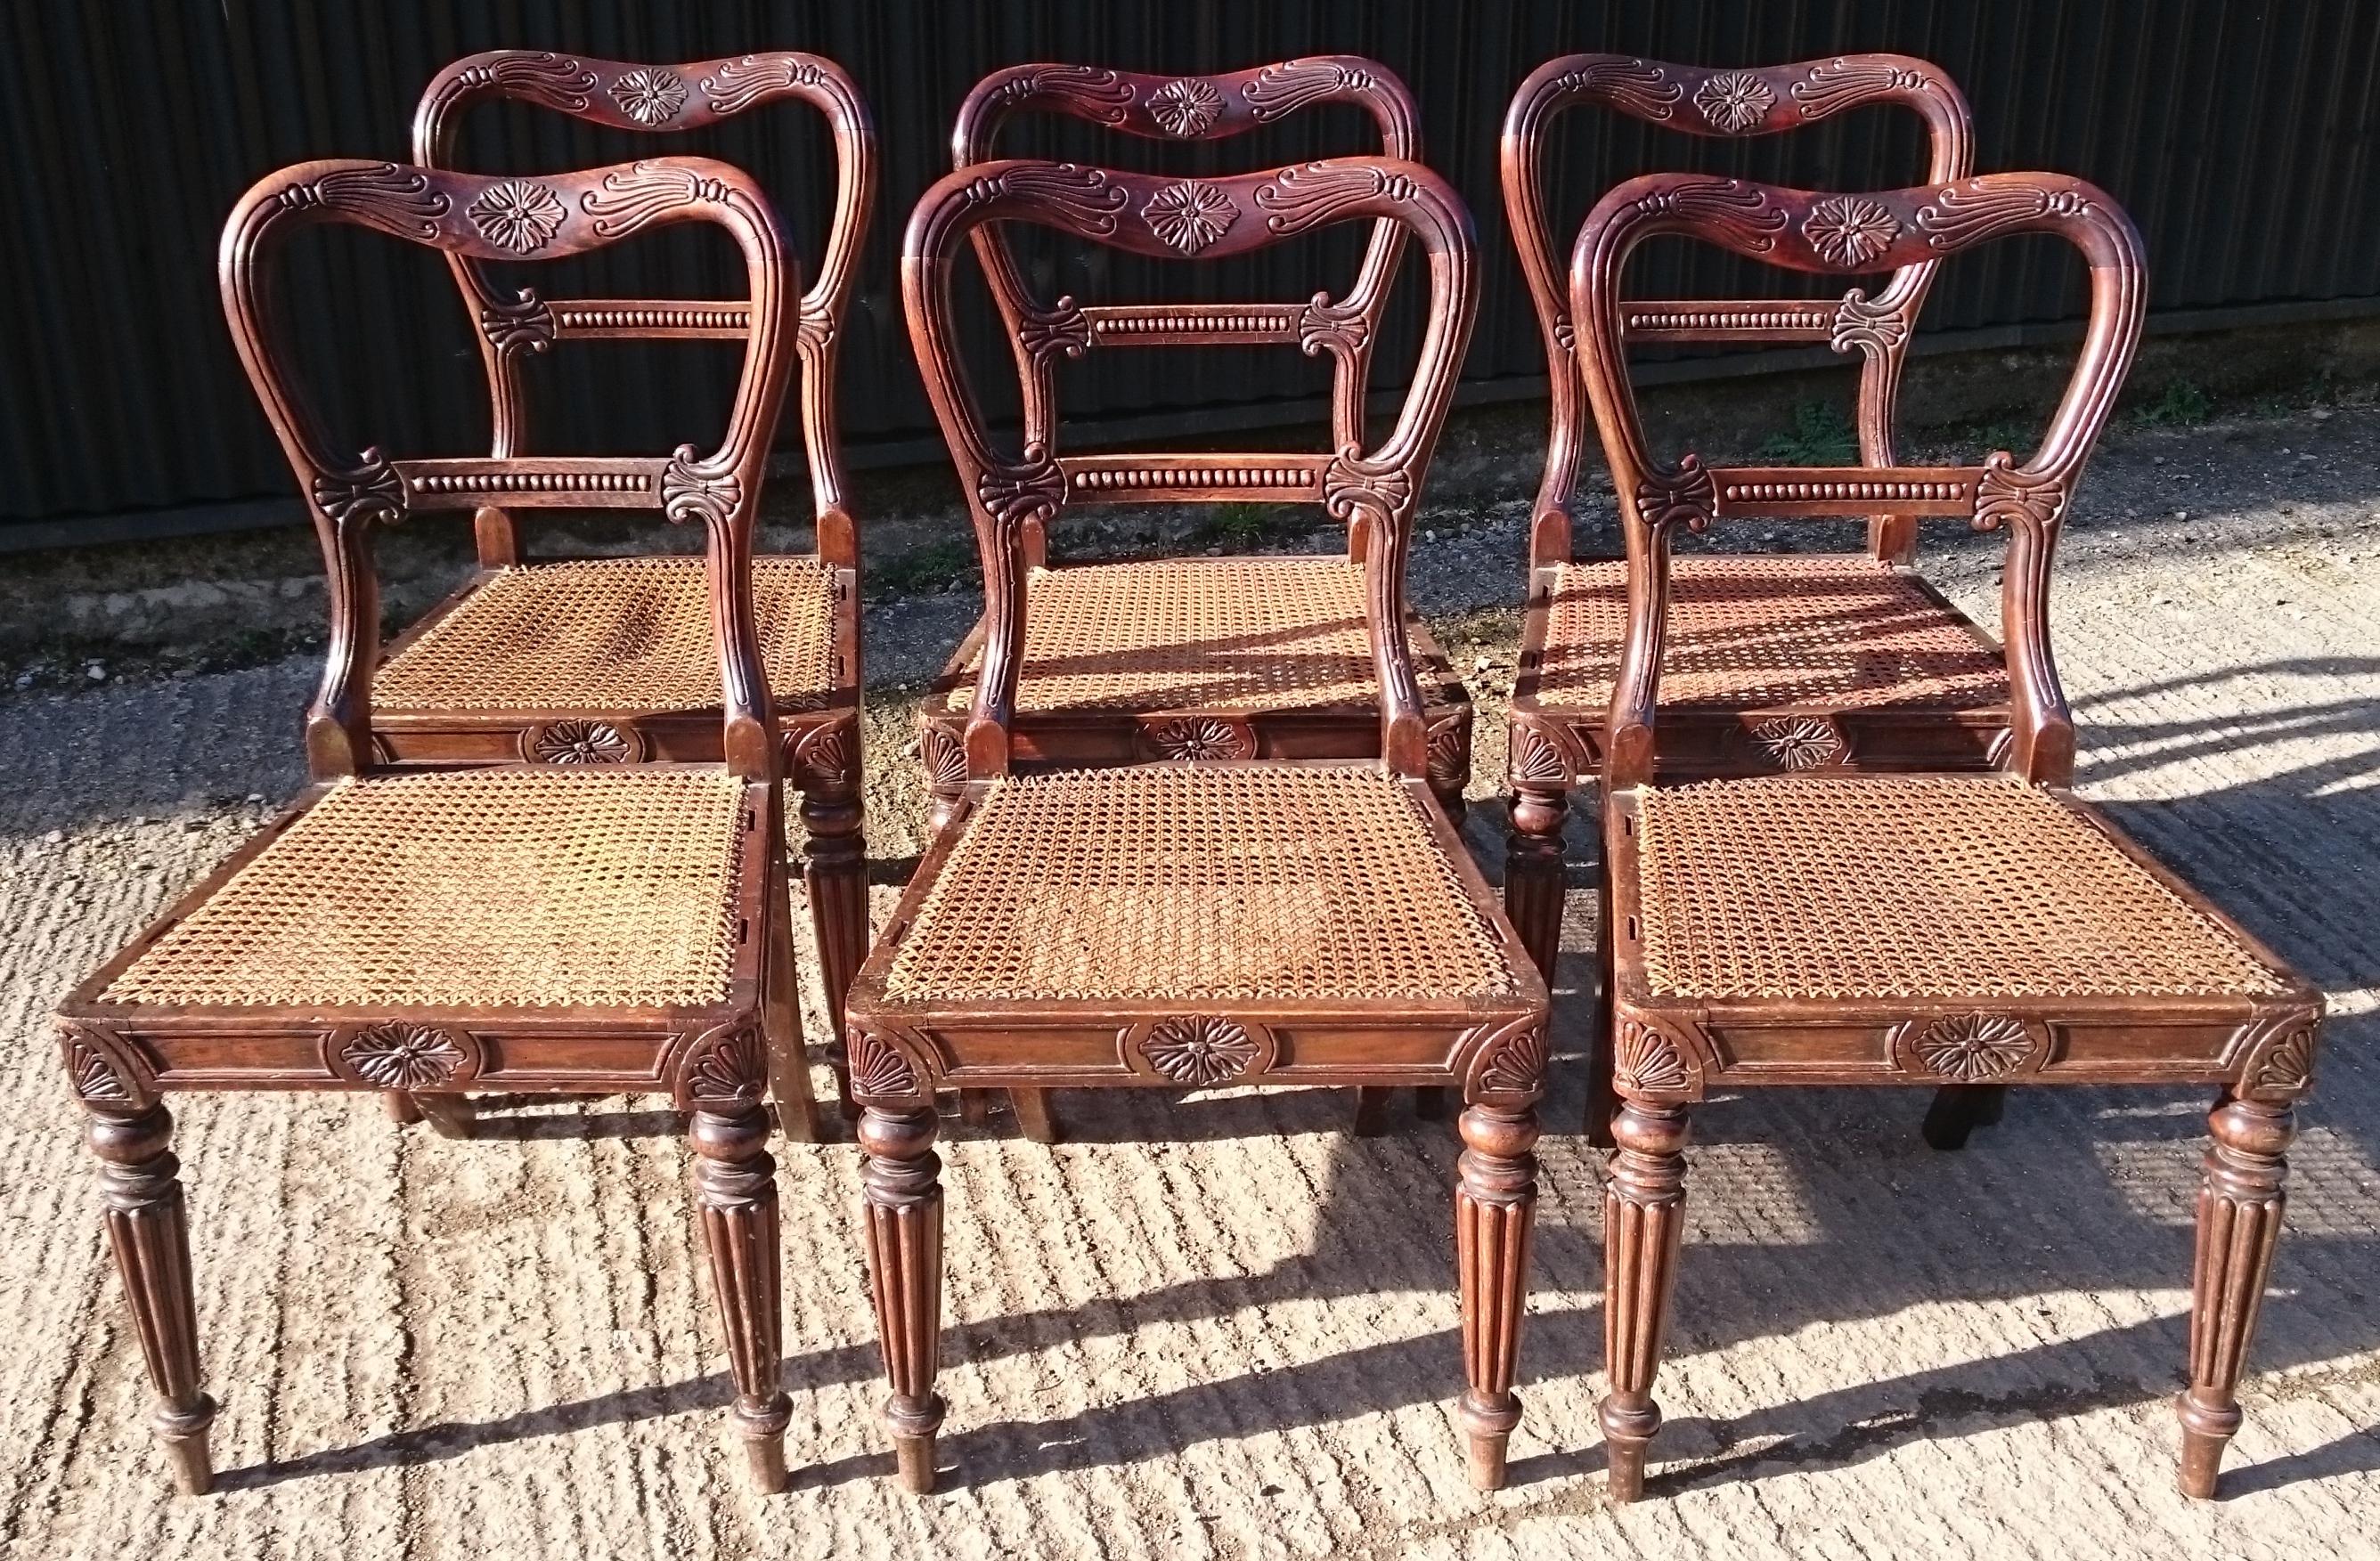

{"left": 400, "top": 51, "right": 876, "bottom": 1116}
{"left": 845, "top": 154, "right": 1550, "bottom": 1493}
{"left": 925, "top": 59, "right": 1474, "bottom": 821}
{"left": 1574, "top": 170, "right": 2323, "bottom": 1503}
{"left": 1499, "top": 54, "right": 2008, "bottom": 1142}
{"left": 934, "top": 60, "right": 1475, "bottom": 1142}
{"left": 55, "top": 157, "right": 810, "bottom": 1494}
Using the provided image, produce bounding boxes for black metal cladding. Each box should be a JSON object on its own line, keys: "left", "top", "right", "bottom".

{"left": 2, "top": 1, "right": 2376, "bottom": 531}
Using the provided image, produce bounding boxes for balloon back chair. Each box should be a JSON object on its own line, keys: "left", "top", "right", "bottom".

{"left": 843, "top": 154, "right": 1549, "bottom": 1494}
{"left": 388, "top": 51, "right": 874, "bottom": 1116}
{"left": 55, "top": 157, "right": 810, "bottom": 1495}
{"left": 1571, "top": 169, "right": 2323, "bottom": 1503}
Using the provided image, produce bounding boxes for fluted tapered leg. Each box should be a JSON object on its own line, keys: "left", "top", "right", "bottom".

{"left": 2179, "top": 1093, "right": 2294, "bottom": 1499}
{"left": 1504, "top": 783, "right": 1568, "bottom": 983}
{"left": 860, "top": 1107, "right": 944, "bottom": 1492}
{"left": 89, "top": 1103, "right": 216, "bottom": 1496}
{"left": 1456, "top": 1103, "right": 1541, "bottom": 1490}
{"left": 690, "top": 1105, "right": 792, "bottom": 1492}
{"left": 1601, "top": 1100, "right": 1690, "bottom": 1503}
{"left": 800, "top": 782, "right": 867, "bottom": 1125}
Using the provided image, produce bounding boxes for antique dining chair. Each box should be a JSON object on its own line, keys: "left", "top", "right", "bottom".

{"left": 843, "top": 155, "right": 1550, "bottom": 1494}
{"left": 1500, "top": 54, "right": 1999, "bottom": 1143}
{"left": 1573, "top": 170, "right": 2323, "bottom": 1502}
{"left": 379, "top": 51, "right": 873, "bottom": 1122}
{"left": 938, "top": 59, "right": 1475, "bottom": 1142}
{"left": 53, "top": 157, "right": 810, "bottom": 1494}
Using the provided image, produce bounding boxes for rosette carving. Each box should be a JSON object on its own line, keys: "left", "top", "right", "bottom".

{"left": 330, "top": 1022, "right": 477, "bottom": 1090}
{"left": 1905, "top": 1013, "right": 2038, "bottom": 1081}
{"left": 607, "top": 67, "right": 688, "bottom": 125}
{"left": 1144, "top": 180, "right": 1239, "bottom": 255}
{"left": 467, "top": 179, "right": 566, "bottom": 254}
{"left": 1692, "top": 72, "right": 1776, "bottom": 133}
{"left": 521, "top": 719, "right": 642, "bottom": 764}
{"left": 1148, "top": 77, "right": 1224, "bottom": 136}
{"left": 1124, "top": 1016, "right": 1269, "bottom": 1086}
{"left": 1142, "top": 716, "right": 1256, "bottom": 761}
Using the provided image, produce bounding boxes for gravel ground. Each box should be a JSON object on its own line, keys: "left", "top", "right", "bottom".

{"left": 2, "top": 404, "right": 2376, "bottom": 1558}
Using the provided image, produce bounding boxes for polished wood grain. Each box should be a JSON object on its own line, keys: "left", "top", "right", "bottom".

{"left": 55, "top": 157, "right": 805, "bottom": 1495}
{"left": 1573, "top": 168, "right": 2325, "bottom": 1501}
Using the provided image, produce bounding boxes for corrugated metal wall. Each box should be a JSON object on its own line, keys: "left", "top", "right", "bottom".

{"left": 3, "top": 1, "right": 2376, "bottom": 532}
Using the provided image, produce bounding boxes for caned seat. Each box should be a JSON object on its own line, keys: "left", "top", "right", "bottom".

{"left": 405, "top": 51, "right": 876, "bottom": 1074}
{"left": 1628, "top": 776, "right": 2290, "bottom": 1004}
{"left": 1574, "top": 170, "right": 2322, "bottom": 1507}
{"left": 878, "top": 768, "right": 1524, "bottom": 1008}
{"left": 1499, "top": 53, "right": 1987, "bottom": 984}
{"left": 922, "top": 58, "right": 1475, "bottom": 826}
{"left": 53, "top": 156, "right": 811, "bottom": 1499}
{"left": 845, "top": 154, "right": 1552, "bottom": 1498}
{"left": 1533, "top": 555, "right": 2007, "bottom": 714}
{"left": 377, "top": 556, "right": 838, "bottom": 718}
{"left": 946, "top": 557, "right": 1463, "bottom": 719}
{"left": 92, "top": 769, "right": 754, "bottom": 1013}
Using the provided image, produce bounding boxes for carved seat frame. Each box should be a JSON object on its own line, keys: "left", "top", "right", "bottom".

{"left": 844, "top": 154, "right": 1550, "bottom": 1494}
{"left": 399, "top": 51, "right": 875, "bottom": 1112}
{"left": 1573, "top": 169, "right": 2324, "bottom": 1503}
{"left": 54, "top": 158, "right": 812, "bottom": 1496}
{"left": 924, "top": 59, "right": 1475, "bottom": 825}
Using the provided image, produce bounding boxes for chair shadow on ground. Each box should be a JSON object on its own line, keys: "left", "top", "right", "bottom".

{"left": 220, "top": 667, "right": 2380, "bottom": 1498}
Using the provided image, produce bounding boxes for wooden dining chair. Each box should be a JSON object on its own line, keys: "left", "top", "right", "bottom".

{"left": 389, "top": 52, "right": 873, "bottom": 1120}
{"left": 54, "top": 157, "right": 809, "bottom": 1495}
{"left": 844, "top": 155, "right": 1549, "bottom": 1494}
{"left": 1573, "top": 169, "right": 2323, "bottom": 1503}
{"left": 928, "top": 59, "right": 1474, "bottom": 825}
{"left": 1500, "top": 54, "right": 2001, "bottom": 1143}
{"left": 939, "top": 60, "right": 1477, "bottom": 1143}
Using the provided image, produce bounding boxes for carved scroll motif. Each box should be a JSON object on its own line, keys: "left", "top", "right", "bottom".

{"left": 1296, "top": 293, "right": 1370, "bottom": 357}
{"left": 480, "top": 290, "right": 558, "bottom": 354}
{"left": 277, "top": 164, "right": 451, "bottom": 237}
{"left": 1322, "top": 449, "right": 1413, "bottom": 527}
{"left": 1790, "top": 57, "right": 1934, "bottom": 117}
{"left": 1916, "top": 179, "right": 2094, "bottom": 249}
{"left": 1549, "top": 58, "right": 1681, "bottom": 120}
{"left": 1634, "top": 456, "right": 1718, "bottom": 534}
{"left": 1634, "top": 179, "right": 1787, "bottom": 251}
{"left": 1018, "top": 297, "right": 1093, "bottom": 365}
{"left": 1255, "top": 162, "right": 1420, "bottom": 237}
{"left": 312, "top": 449, "right": 407, "bottom": 528}
{"left": 977, "top": 450, "right": 1068, "bottom": 534}
{"left": 700, "top": 54, "right": 827, "bottom": 114}
{"left": 960, "top": 164, "right": 1128, "bottom": 233}
{"left": 452, "top": 52, "right": 597, "bottom": 111}
{"left": 582, "top": 162, "right": 732, "bottom": 238}
{"left": 661, "top": 445, "right": 741, "bottom": 528}
{"left": 1829, "top": 289, "right": 1907, "bottom": 354}
{"left": 990, "top": 65, "right": 1137, "bottom": 125}
{"left": 1971, "top": 452, "right": 2066, "bottom": 534}
{"left": 1242, "top": 58, "right": 1378, "bottom": 119}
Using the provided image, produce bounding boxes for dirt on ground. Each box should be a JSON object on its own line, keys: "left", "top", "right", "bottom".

{"left": 2, "top": 402, "right": 2376, "bottom": 1558}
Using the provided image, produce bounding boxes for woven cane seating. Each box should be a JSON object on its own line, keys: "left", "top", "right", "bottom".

{"left": 1574, "top": 171, "right": 2322, "bottom": 1507}
{"left": 405, "top": 51, "right": 876, "bottom": 1089}
{"left": 923, "top": 58, "right": 1473, "bottom": 832}
{"left": 378, "top": 555, "right": 837, "bottom": 717}
{"left": 844, "top": 154, "right": 1549, "bottom": 1498}
{"left": 53, "top": 157, "right": 812, "bottom": 1498}
{"left": 1499, "top": 54, "right": 1990, "bottom": 996}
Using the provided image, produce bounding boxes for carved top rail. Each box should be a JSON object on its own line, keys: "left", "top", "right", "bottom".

{"left": 1569, "top": 172, "right": 2146, "bottom": 792}
{"left": 954, "top": 59, "right": 1419, "bottom": 454}
{"left": 219, "top": 158, "right": 799, "bottom": 783}
{"left": 1503, "top": 54, "right": 1973, "bottom": 562}
{"left": 413, "top": 51, "right": 872, "bottom": 559}
{"left": 901, "top": 157, "right": 1479, "bottom": 785}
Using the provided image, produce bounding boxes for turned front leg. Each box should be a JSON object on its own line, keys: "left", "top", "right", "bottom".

{"left": 87, "top": 1102, "right": 216, "bottom": 1495}
{"left": 860, "top": 1107, "right": 945, "bottom": 1492}
{"left": 689, "top": 1104, "right": 793, "bottom": 1492}
{"left": 1504, "top": 781, "right": 1569, "bottom": 982}
{"left": 1455, "top": 1103, "right": 1541, "bottom": 1489}
{"left": 2179, "top": 1093, "right": 2294, "bottom": 1499}
{"left": 1602, "top": 1100, "right": 1690, "bottom": 1503}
